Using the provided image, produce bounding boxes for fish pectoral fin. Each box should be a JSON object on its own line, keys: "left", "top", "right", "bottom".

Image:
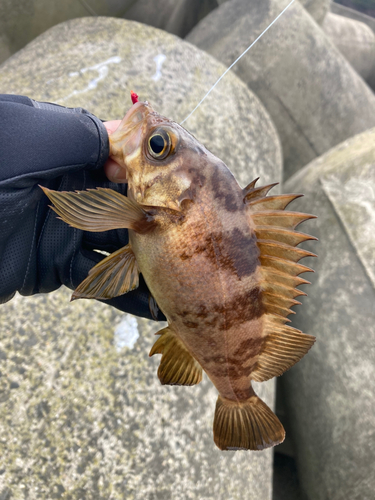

{"left": 40, "top": 186, "right": 156, "bottom": 233}
{"left": 149, "top": 327, "right": 202, "bottom": 386}
{"left": 72, "top": 244, "right": 139, "bottom": 300}
{"left": 213, "top": 391, "right": 285, "bottom": 451}
{"left": 251, "top": 315, "right": 315, "bottom": 382}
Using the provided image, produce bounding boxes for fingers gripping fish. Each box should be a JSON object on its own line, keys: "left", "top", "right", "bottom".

{"left": 41, "top": 97, "right": 316, "bottom": 451}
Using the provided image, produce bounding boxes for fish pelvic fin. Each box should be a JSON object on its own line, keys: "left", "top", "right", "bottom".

{"left": 213, "top": 392, "right": 285, "bottom": 451}
{"left": 149, "top": 327, "right": 202, "bottom": 386}
{"left": 72, "top": 244, "right": 139, "bottom": 300}
{"left": 40, "top": 186, "right": 156, "bottom": 234}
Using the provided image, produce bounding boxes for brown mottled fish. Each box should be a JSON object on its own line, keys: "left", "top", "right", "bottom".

{"left": 41, "top": 98, "right": 316, "bottom": 451}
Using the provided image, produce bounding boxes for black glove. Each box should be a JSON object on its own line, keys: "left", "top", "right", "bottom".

{"left": 0, "top": 94, "right": 165, "bottom": 321}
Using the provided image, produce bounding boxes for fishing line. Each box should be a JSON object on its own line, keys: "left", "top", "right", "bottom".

{"left": 180, "top": 0, "right": 296, "bottom": 125}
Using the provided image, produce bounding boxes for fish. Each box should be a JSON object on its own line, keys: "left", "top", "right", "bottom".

{"left": 41, "top": 97, "right": 316, "bottom": 451}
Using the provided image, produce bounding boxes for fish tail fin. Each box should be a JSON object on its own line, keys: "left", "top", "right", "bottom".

{"left": 213, "top": 392, "right": 285, "bottom": 451}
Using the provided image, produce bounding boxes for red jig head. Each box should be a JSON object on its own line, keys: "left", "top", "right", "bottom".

{"left": 130, "top": 90, "right": 139, "bottom": 104}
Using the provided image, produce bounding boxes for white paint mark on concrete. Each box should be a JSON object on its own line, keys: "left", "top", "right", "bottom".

{"left": 151, "top": 54, "right": 166, "bottom": 81}
{"left": 114, "top": 315, "right": 139, "bottom": 351}
{"left": 61, "top": 56, "right": 122, "bottom": 101}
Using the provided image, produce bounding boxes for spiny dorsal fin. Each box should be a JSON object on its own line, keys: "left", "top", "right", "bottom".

{"left": 247, "top": 194, "right": 303, "bottom": 212}
{"left": 255, "top": 226, "right": 317, "bottom": 247}
{"left": 40, "top": 186, "right": 156, "bottom": 234}
{"left": 243, "top": 179, "right": 279, "bottom": 203}
{"left": 149, "top": 327, "right": 202, "bottom": 386}
{"left": 262, "top": 268, "right": 311, "bottom": 289}
{"left": 72, "top": 244, "right": 139, "bottom": 300}
{"left": 252, "top": 211, "right": 316, "bottom": 230}
{"left": 245, "top": 180, "right": 316, "bottom": 379}
{"left": 260, "top": 281, "right": 307, "bottom": 299}
{"left": 257, "top": 240, "right": 317, "bottom": 263}
{"left": 260, "top": 255, "right": 314, "bottom": 276}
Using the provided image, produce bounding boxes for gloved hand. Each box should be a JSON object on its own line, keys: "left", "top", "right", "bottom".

{"left": 0, "top": 94, "right": 165, "bottom": 321}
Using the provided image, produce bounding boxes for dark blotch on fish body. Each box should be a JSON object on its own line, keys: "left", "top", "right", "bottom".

{"left": 214, "top": 287, "right": 264, "bottom": 330}
{"left": 180, "top": 228, "right": 259, "bottom": 280}
{"left": 211, "top": 169, "right": 243, "bottom": 213}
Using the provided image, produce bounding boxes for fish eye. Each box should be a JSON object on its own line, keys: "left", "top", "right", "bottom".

{"left": 148, "top": 129, "right": 171, "bottom": 160}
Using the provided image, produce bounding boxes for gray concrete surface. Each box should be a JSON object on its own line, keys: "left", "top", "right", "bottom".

{"left": 323, "top": 12, "right": 375, "bottom": 84}
{"left": 0, "top": 0, "right": 134, "bottom": 65}
{"left": 300, "top": 0, "right": 330, "bottom": 24}
{"left": 187, "top": 0, "right": 375, "bottom": 180}
{"left": 122, "top": 0, "right": 219, "bottom": 38}
{"left": 0, "top": 0, "right": 221, "bottom": 66}
{"left": 331, "top": 2, "right": 375, "bottom": 33}
{"left": 0, "top": 290, "right": 276, "bottom": 499}
{"left": 282, "top": 128, "right": 375, "bottom": 500}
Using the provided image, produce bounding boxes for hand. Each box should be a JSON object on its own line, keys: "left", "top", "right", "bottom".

{"left": 103, "top": 120, "right": 128, "bottom": 183}
{"left": 0, "top": 96, "right": 164, "bottom": 320}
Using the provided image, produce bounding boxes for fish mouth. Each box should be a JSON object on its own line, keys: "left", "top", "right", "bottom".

{"left": 122, "top": 100, "right": 151, "bottom": 129}
{"left": 109, "top": 101, "right": 153, "bottom": 177}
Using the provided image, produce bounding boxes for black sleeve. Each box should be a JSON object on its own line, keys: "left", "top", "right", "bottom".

{"left": 0, "top": 94, "right": 109, "bottom": 187}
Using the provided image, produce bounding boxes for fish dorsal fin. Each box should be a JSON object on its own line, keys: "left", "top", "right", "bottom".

{"left": 149, "top": 327, "right": 202, "bottom": 386}
{"left": 41, "top": 186, "right": 156, "bottom": 234}
{"left": 72, "top": 244, "right": 139, "bottom": 300}
{"left": 243, "top": 178, "right": 279, "bottom": 203}
{"left": 244, "top": 180, "right": 316, "bottom": 381}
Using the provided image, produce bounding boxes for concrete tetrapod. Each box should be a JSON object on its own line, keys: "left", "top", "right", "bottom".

{"left": 122, "top": 0, "right": 219, "bottom": 38}
{"left": 281, "top": 128, "right": 375, "bottom": 500}
{"left": 0, "top": 17, "right": 283, "bottom": 500}
{"left": 323, "top": 12, "right": 375, "bottom": 86}
{"left": 187, "top": 0, "right": 375, "bottom": 180}
{"left": 0, "top": 0, "right": 220, "bottom": 66}
{"left": 330, "top": 2, "right": 375, "bottom": 34}
{"left": 299, "top": 0, "right": 330, "bottom": 24}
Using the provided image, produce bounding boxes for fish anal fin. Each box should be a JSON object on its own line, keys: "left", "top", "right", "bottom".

{"left": 72, "top": 244, "right": 139, "bottom": 300}
{"left": 213, "top": 392, "right": 285, "bottom": 451}
{"left": 251, "top": 316, "right": 316, "bottom": 382}
{"left": 40, "top": 186, "right": 156, "bottom": 234}
{"left": 149, "top": 327, "right": 202, "bottom": 386}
